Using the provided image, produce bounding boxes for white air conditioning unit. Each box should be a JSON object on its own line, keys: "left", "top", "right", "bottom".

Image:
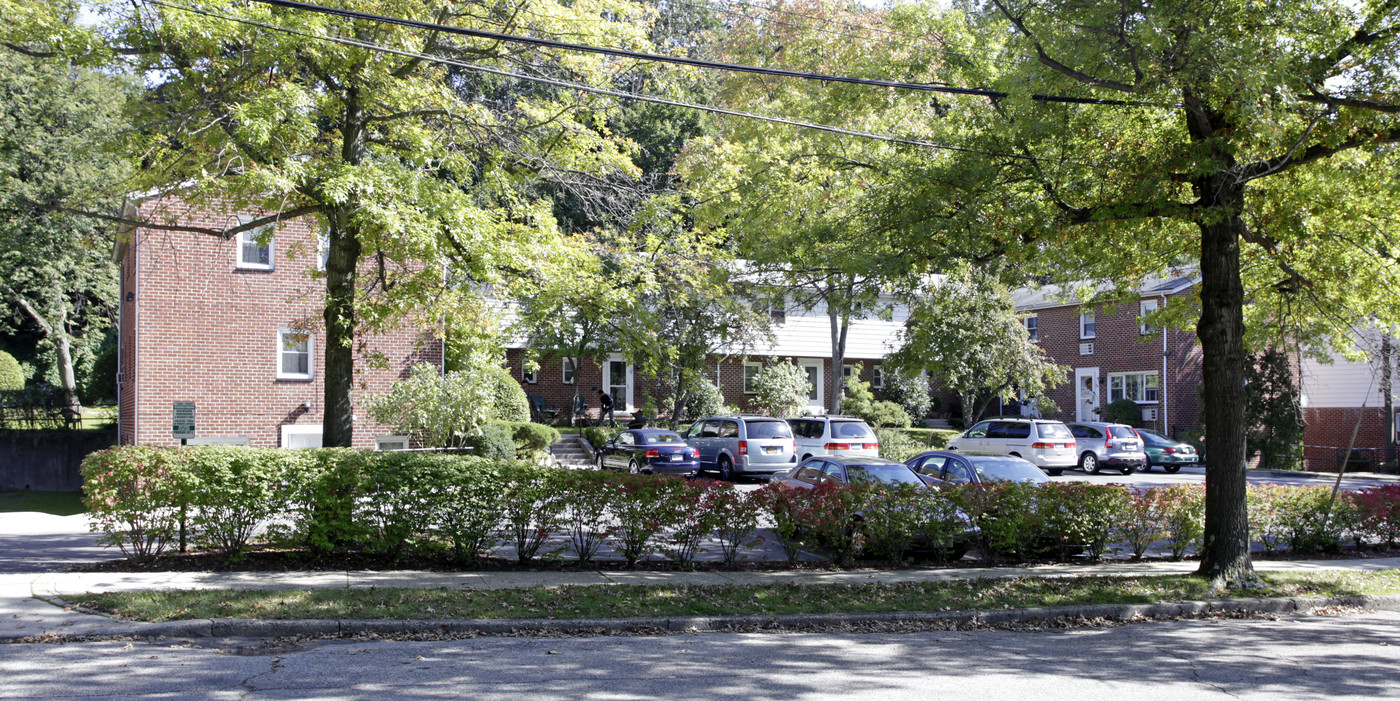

{"left": 1141, "top": 407, "right": 1158, "bottom": 422}
{"left": 1079, "top": 342, "right": 1094, "bottom": 355}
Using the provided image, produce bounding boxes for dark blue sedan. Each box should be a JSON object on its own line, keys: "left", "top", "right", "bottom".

{"left": 596, "top": 429, "right": 700, "bottom": 476}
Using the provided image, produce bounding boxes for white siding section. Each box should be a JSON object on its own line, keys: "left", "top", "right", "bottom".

{"left": 1299, "top": 331, "right": 1395, "bottom": 408}
{"left": 728, "top": 299, "right": 909, "bottom": 360}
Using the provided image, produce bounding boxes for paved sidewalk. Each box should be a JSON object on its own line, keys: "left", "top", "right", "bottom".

{"left": 5, "top": 556, "right": 1399, "bottom": 641}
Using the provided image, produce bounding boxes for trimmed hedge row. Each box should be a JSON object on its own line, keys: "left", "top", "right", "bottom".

{"left": 81, "top": 446, "right": 1400, "bottom": 565}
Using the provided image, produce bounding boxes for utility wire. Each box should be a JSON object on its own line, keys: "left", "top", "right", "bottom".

{"left": 236, "top": 0, "right": 1160, "bottom": 107}
{"left": 150, "top": 0, "right": 1047, "bottom": 158}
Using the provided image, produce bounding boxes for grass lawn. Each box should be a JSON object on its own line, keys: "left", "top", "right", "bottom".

{"left": 0, "top": 489, "right": 85, "bottom": 515}
{"left": 75, "top": 570, "right": 1400, "bottom": 622}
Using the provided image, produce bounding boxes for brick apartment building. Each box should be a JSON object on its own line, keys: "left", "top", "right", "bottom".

{"left": 1298, "top": 330, "right": 1399, "bottom": 469}
{"left": 114, "top": 197, "right": 442, "bottom": 449}
{"left": 1011, "top": 275, "right": 1204, "bottom": 438}
{"left": 503, "top": 297, "right": 901, "bottom": 422}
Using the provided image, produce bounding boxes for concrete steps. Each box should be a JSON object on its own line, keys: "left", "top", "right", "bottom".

{"left": 922, "top": 419, "right": 954, "bottom": 430}
{"left": 548, "top": 435, "right": 594, "bottom": 469}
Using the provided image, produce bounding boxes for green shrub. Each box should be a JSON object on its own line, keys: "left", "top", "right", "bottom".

{"left": 81, "top": 446, "right": 191, "bottom": 561}
{"left": 655, "top": 477, "right": 720, "bottom": 564}
{"left": 289, "top": 449, "right": 370, "bottom": 554}
{"left": 706, "top": 482, "right": 762, "bottom": 567}
{"left": 1037, "top": 482, "right": 1132, "bottom": 560}
{"left": 183, "top": 446, "right": 294, "bottom": 556}
{"left": 1274, "top": 485, "right": 1351, "bottom": 552}
{"left": 1156, "top": 485, "right": 1205, "bottom": 559}
{"left": 581, "top": 426, "right": 624, "bottom": 449}
{"left": 556, "top": 470, "right": 615, "bottom": 563}
{"left": 498, "top": 464, "right": 563, "bottom": 563}
{"left": 464, "top": 422, "right": 517, "bottom": 461}
{"left": 82, "top": 339, "right": 118, "bottom": 403}
{"left": 0, "top": 350, "right": 23, "bottom": 391}
{"left": 750, "top": 362, "right": 810, "bottom": 418}
{"left": 487, "top": 364, "right": 530, "bottom": 422}
{"left": 841, "top": 371, "right": 911, "bottom": 426}
{"left": 944, "top": 481, "right": 1045, "bottom": 562}
{"left": 1100, "top": 398, "right": 1143, "bottom": 426}
{"left": 879, "top": 366, "right": 931, "bottom": 420}
{"left": 754, "top": 483, "right": 815, "bottom": 564}
{"left": 798, "top": 482, "right": 872, "bottom": 565}
{"left": 610, "top": 474, "right": 674, "bottom": 567}
{"left": 1353, "top": 485, "right": 1400, "bottom": 547}
{"left": 428, "top": 455, "right": 505, "bottom": 563}
{"left": 676, "top": 380, "right": 725, "bottom": 423}
{"left": 859, "top": 484, "right": 962, "bottom": 563}
{"left": 875, "top": 428, "right": 924, "bottom": 462}
{"left": 1118, "top": 489, "right": 1170, "bottom": 559}
{"left": 364, "top": 362, "right": 493, "bottom": 448}
{"left": 502, "top": 421, "right": 561, "bottom": 460}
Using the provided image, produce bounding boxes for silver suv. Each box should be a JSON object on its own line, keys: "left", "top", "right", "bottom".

{"left": 683, "top": 415, "right": 797, "bottom": 481}
{"left": 946, "top": 418, "right": 1078, "bottom": 476}
{"left": 787, "top": 416, "right": 879, "bottom": 462}
{"left": 1066, "top": 422, "right": 1147, "bottom": 475}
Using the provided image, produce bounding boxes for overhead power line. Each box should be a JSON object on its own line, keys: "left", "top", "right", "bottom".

{"left": 237, "top": 0, "right": 1159, "bottom": 107}
{"left": 150, "top": 0, "right": 1047, "bottom": 158}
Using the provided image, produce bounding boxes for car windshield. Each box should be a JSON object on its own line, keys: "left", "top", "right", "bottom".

{"left": 1035, "top": 423, "right": 1073, "bottom": 439}
{"left": 744, "top": 420, "right": 792, "bottom": 439}
{"left": 830, "top": 421, "right": 874, "bottom": 439}
{"left": 845, "top": 463, "right": 924, "bottom": 486}
{"left": 973, "top": 459, "right": 1049, "bottom": 483}
{"left": 1108, "top": 426, "right": 1138, "bottom": 439}
{"left": 644, "top": 432, "right": 684, "bottom": 444}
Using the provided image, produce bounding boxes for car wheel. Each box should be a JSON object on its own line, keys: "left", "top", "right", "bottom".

{"left": 628, "top": 459, "right": 640, "bottom": 475}
{"left": 1140, "top": 462, "right": 1153, "bottom": 473}
{"left": 718, "top": 457, "right": 735, "bottom": 482}
{"left": 1121, "top": 464, "right": 1136, "bottom": 475}
{"left": 1164, "top": 465, "right": 1182, "bottom": 474}
{"left": 596, "top": 454, "right": 606, "bottom": 470}
{"left": 1080, "top": 452, "right": 1100, "bottom": 474}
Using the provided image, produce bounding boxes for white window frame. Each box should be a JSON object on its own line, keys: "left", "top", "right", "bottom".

{"left": 1107, "top": 371, "right": 1159, "bottom": 404}
{"left": 743, "top": 361, "right": 762, "bottom": 395}
{"left": 799, "top": 358, "right": 824, "bottom": 409}
{"left": 521, "top": 359, "right": 537, "bottom": 384}
{"left": 236, "top": 225, "right": 274, "bottom": 271}
{"left": 871, "top": 366, "right": 883, "bottom": 389}
{"left": 715, "top": 364, "right": 723, "bottom": 388}
{"left": 1025, "top": 314, "right": 1039, "bottom": 341}
{"left": 1080, "top": 311, "right": 1096, "bottom": 340}
{"left": 1139, "top": 299, "right": 1159, "bottom": 334}
{"left": 375, "top": 435, "right": 410, "bottom": 451}
{"left": 277, "top": 328, "right": 314, "bottom": 381}
{"left": 843, "top": 364, "right": 856, "bottom": 379}
{"left": 606, "top": 353, "right": 633, "bottom": 411}
{"left": 280, "top": 424, "right": 323, "bottom": 449}
{"left": 561, "top": 357, "right": 576, "bottom": 385}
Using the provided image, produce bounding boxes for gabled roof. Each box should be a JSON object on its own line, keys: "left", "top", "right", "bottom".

{"left": 1012, "top": 269, "right": 1199, "bottom": 312}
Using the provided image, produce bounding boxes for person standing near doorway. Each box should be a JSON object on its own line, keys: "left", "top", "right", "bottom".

{"left": 597, "top": 388, "right": 616, "bottom": 427}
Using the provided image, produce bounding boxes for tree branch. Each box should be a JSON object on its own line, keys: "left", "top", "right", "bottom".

{"left": 989, "top": 0, "right": 1141, "bottom": 93}
{"left": 1296, "top": 92, "right": 1400, "bottom": 114}
{"left": 1236, "top": 124, "right": 1400, "bottom": 181}
{"left": 22, "top": 198, "right": 325, "bottom": 239}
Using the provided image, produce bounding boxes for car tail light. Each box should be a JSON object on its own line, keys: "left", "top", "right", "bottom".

{"left": 738, "top": 440, "right": 748, "bottom": 455}
{"left": 866, "top": 442, "right": 879, "bottom": 450}
{"left": 691, "top": 447, "right": 700, "bottom": 458}
{"left": 1032, "top": 442, "right": 1054, "bottom": 449}
{"left": 825, "top": 442, "right": 851, "bottom": 450}
{"left": 645, "top": 450, "right": 660, "bottom": 458}
{"left": 1065, "top": 442, "right": 1076, "bottom": 449}
{"left": 1163, "top": 447, "right": 1177, "bottom": 454}
{"left": 1105, "top": 440, "right": 1115, "bottom": 450}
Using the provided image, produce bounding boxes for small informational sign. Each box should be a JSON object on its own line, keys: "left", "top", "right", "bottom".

{"left": 172, "top": 401, "right": 196, "bottom": 439}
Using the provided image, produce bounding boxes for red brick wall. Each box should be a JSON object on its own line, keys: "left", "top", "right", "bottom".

{"left": 1018, "top": 296, "right": 1202, "bottom": 437}
{"left": 124, "top": 198, "right": 441, "bottom": 448}
{"left": 1303, "top": 407, "right": 1397, "bottom": 470}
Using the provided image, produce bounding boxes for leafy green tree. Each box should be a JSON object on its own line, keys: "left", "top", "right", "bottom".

{"left": 880, "top": 365, "right": 931, "bottom": 421}
{"left": 749, "top": 361, "right": 810, "bottom": 418}
{"left": 877, "top": 0, "right": 1400, "bottom": 584}
{"left": 7, "top": 0, "right": 657, "bottom": 446}
{"left": 1244, "top": 348, "right": 1305, "bottom": 471}
{"left": 890, "top": 268, "right": 1066, "bottom": 426}
{"left": 0, "top": 51, "right": 124, "bottom": 418}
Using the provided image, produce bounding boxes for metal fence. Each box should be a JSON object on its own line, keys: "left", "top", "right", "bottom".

{"left": 1302, "top": 444, "right": 1389, "bottom": 474}
{"left": 0, "top": 388, "right": 79, "bottom": 430}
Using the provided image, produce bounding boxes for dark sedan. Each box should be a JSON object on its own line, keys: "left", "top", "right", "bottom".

{"left": 772, "top": 456, "right": 931, "bottom": 489}
{"left": 906, "top": 450, "right": 1051, "bottom": 485}
{"left": 596, "top": 429, "right": 700, "bottom": 476}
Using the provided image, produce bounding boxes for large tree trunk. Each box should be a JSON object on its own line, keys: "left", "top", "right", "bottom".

{"left": 1194, "top": 189, "right": 1256, "bottom": 586}
{"left": 12, "top": 297, "right": 82, "bottom": 423}
{"left": 321, "top": 88, "right": 367, "bottom": 449}
{"left": 827, "top": 279, "right": 851, "bottom": 415}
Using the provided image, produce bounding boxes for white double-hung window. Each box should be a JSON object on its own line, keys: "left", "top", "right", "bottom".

{"left": 1108, "top": 371, "right": 1158, "bottom": 403}
{"left": 743, "top": 362, "right": 762, "bottom": 394}
{"left": 278, "top": 329, "right": 313, "bottom": 380}
{"left": 236, "top": 221, "right": 274, "bottom": 270}
{"left": 1079, "top": 311, "right": 1096, "bottom": 339}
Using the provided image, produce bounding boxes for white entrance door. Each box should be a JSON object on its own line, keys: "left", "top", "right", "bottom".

{"left": 1075, "top": 368, "right": 1100, "bottom": 422}
{"left": 607, "top": 355, "right": 632, "bottom": 412}
{"left": 798, "top": 358, "right": 823, "bottom": 413}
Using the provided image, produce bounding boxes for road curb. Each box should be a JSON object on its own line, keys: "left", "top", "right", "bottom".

{"left": 12, "top": 594, "right": 1399, "bottom": 641}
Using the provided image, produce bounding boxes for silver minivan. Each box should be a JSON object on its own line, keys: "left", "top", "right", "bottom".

{"left": 946, "top": 418, "right": 1078, "bottom": 476}
{"left": 683, "top": 415, "right": 797, "bottom": 481}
